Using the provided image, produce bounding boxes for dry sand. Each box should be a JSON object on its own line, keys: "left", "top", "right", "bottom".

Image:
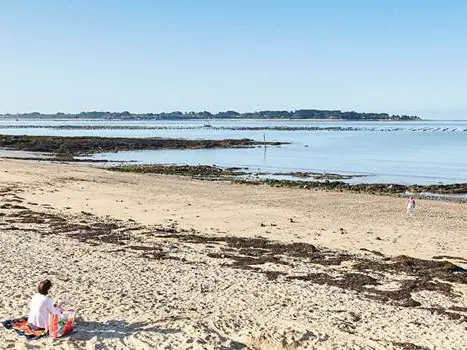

{"left": 1, "top": 158, "right": 467, "bottom": 349}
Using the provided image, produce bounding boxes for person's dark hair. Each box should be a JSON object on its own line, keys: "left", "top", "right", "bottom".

{"left": 38, "top": 280, "right": 52, "bottom": 295}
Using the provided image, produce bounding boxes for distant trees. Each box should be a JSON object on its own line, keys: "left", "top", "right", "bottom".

{"left": 0, "top": 110, "right": 421, "bottom": 121}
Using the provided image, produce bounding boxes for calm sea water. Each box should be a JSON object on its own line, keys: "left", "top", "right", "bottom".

{"left": 1, "top": 119, "right": 466, "bottom": 185}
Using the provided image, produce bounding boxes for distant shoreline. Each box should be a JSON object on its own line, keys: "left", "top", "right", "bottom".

{"left": 0, "top": 109, "right": 421, "bottom": 121}
{"left": 0, "top": 117, "right": 425, "bottom": 122}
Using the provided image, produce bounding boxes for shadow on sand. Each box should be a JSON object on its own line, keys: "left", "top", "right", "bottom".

{"left": 64, "top": 319, "right": 181, "bottom": 342}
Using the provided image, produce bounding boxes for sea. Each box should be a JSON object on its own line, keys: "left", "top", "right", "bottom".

{"left": 1, "top": 119, "right": 467, "bottom": 186}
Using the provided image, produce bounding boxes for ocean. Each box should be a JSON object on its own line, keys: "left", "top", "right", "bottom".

{"left": 1, "top": 119, "right": 466, "bottom": 185}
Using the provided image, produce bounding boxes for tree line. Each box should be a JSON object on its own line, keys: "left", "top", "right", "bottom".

{"left": 1, "top": 110, "right": 420, "bottom": 120}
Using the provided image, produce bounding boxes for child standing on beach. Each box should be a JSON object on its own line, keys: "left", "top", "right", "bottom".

{"left": 407, "top": 196, "right": 416, "bottom": 216}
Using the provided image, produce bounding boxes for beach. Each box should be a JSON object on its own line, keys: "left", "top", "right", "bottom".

{"left": 1, "top": 158, "right": 467, "bottom": 349}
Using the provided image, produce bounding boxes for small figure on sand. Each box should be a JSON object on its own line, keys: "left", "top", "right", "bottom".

{"left": 407, "top": 196, "right": 416, "bottom": 216}
{"left": 2, "top": 279, "right": 75, "bottom": 339}
{"left": 27, "top": 280, "right": 61, "bottom": 331}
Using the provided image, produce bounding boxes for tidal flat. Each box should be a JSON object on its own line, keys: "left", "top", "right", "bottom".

{"left": 0, "top": 134, "right": 284, "bottom": 155}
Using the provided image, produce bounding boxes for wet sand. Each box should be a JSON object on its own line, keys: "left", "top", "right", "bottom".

{"left": 1, "top": 158, "right": 467, "bottom": 349}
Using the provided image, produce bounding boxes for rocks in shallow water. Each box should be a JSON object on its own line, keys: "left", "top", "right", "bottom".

{"left": 0, "top": 134, "right": 284, "bottom": 155}
{"left": 411, "top": 183, "right": 467, "bottom": 195}
{"left": 108, "top": 164, "right": 246, "bottom": 177}
{"left": 234, "top": 178, "right": 467, "bottom": 197}
{"left": 106, "top": 164, "right": 467, "bottom": 200}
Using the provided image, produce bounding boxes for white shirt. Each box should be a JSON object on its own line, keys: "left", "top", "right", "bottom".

{"left": 27, "top": 293, "right": 60, "bottom": 329}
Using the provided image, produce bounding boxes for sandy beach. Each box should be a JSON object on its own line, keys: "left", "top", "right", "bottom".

{"left": 1, "top": 158, "right": 467, "bottom": 349}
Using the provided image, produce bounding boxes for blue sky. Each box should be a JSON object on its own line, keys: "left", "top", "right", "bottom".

{"left": 0, "top": 1, "right": 466, "bottom": 118}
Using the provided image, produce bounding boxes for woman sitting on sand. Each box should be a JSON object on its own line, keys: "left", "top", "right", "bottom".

{"left": 27, "top": 280, "right": 61, "bottom": 331}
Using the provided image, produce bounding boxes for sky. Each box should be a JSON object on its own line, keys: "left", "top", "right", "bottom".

{"left": 0, "top": 0, "right": 466, "bottom": 119}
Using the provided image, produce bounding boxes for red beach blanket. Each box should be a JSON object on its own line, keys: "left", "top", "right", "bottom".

{"left": 2, "top": 317, "right": 47, "bottom": 339}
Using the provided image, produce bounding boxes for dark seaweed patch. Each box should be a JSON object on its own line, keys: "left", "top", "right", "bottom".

{"left": 2, "top": 189, "right": 467, "bottom": 322}
{"left": 0, "top": 134, "right": 282, "bottom": 155}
